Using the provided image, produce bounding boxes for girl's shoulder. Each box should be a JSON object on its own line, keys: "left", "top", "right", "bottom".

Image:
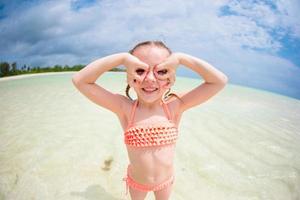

{"left": 115, "top": 95, "right": 135, "bottom": 131}
{"left": 108, "top": 94, "right": 132, "bottom": 118}
{"left": 165, "top": 92, "right": 186, "bottom": 107}
{"left": 120, "top": 95, "right": 135, "bottom": 112}
{"left": 165, "top": 94, "right": 185, "bottom": 119}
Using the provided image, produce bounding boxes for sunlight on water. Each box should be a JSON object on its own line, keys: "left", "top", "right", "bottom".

{"left": 0, "top": 72, "right": 299, "bottom": 200}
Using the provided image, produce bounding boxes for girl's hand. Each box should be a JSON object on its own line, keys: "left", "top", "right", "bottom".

{"left": 123, "top": 53, "right": 149, "bottom": 87}
{"left": 154, "top": 53, "right": 181, "bottom": 88}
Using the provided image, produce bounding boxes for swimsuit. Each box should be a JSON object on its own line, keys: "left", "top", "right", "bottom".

{"left": 122, "top": 99, "right": 179, "bottom": 196}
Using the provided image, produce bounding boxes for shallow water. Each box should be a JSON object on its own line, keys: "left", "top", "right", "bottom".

{"left": 0, "top": 72, "right": 299, "bottom": 200}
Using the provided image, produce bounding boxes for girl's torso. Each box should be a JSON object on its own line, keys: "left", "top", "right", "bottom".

{"left": 118, "top": 98, "right": 182, "bottom": 185}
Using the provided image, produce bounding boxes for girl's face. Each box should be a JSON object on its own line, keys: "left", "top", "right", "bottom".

{"left": 130, "top": 46, "right": 171, "bottom": 103}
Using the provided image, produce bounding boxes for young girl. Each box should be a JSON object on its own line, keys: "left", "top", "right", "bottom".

{"left": 72, "top": 41, "right": 228, "bottom": 200}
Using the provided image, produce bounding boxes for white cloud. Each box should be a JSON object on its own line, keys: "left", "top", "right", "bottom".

{"left": 276, "top": 0, "right": 300, "bottom": 37}
{"left": 0, "top": 0, "right": 292, "bottom": 56}
{"left": 0, "top": 0, "right": 299, "bottom": 98}
{"left": 223, "top": 0, "right": 300, "bottom": 39}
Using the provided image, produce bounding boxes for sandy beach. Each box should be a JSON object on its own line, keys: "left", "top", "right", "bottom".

{"left": 0, "top": 72, "right": 76, "bottom": 81}
{"left": 0, "top": 72, "right": 299, "bottom": 200}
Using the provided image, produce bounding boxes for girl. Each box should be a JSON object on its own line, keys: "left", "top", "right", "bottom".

{"left": 72, "top": 41, "right": 228, "bottom": 200}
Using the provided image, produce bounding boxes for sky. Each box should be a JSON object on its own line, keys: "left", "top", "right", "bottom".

{"left": 0, "top": 0, "right": 299, "bottom": 99}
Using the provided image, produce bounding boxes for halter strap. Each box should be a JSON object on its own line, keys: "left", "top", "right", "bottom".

{"left": 128, "top": 100, "right": 138, "bottom": 128}
{"left": 162, "top": 100, "right": 172, "bottom": 120}
{"left": 127, "top": 99, "right": 172, "bottom": 129}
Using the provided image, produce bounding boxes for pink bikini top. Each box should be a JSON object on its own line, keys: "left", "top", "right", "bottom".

{"left": 124, "top": 99, "right": 179, "bottom": 147}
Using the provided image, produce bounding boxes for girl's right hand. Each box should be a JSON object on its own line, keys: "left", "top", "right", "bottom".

{"left": 123, "top": 53, "right": 149, "bottom": 87}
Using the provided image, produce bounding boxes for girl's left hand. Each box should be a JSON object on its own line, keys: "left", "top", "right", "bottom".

{"left": 154, "top": 53, "right": 181, "bottom": 88}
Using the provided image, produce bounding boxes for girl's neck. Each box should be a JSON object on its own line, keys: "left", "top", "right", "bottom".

{"left": 137, "top": 98, "right": 163, "bottom": 111}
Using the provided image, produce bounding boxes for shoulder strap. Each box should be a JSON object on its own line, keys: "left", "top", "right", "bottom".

{"left": 161, "top": 100, "right": 172, "bottom": 120}
{"left": 127, "top": 100, "right": 138, "bottom": 128}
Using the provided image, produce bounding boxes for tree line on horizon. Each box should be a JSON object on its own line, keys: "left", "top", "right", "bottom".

{"left": 0, "top": 61, "right": 125, "bottom": 78}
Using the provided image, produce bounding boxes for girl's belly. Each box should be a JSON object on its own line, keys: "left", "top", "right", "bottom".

{"left": 126, "top": 144, "right": 176, "bottom": 185}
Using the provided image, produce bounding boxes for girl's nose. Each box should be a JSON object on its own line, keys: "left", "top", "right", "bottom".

{"left": 144, "top": 70, "right": 156, "bottom": 82}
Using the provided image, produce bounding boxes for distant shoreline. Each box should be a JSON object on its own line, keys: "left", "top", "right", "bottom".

{"left": 0, "top": 72, "right": 76, "bottom": 82}
{"left": 1, "top": 70, "right": 299, "bottom": 101}
{"left": 0, "top": 71, "right": 122, "bottom": 82}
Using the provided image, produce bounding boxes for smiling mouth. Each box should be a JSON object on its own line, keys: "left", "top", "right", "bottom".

{"left": 142, "top": 88, "right": 158, "bottom": 94}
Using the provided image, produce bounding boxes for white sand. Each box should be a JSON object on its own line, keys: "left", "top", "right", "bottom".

{"left": 0, "top": 72, "right": 299, "bottom": 200}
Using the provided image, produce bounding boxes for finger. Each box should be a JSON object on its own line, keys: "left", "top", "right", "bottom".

{"left": 159, "top": 69, "right": 176, "bottom": 89}
{"left": 155, "top": 62, "right": 177, "bottom": 73}
{"left": 154, "top": 63, "right": 167, "bottom": 71}
{"left": 154, "top": 64, "right": 170, "bottom": 81}
{"left": 127, "top": 73, "right": 143, "bottom": 87}
{"left": 155, "top": 68, "right": 176, "bottom": 82}
{"left": 166, "top": 74, "right": 176, "bottom": 88}
{"left": 127, "top": 66, "right": 148, "bottom": 85}
{"left": 137, "top": 60, "right": 149, "bottom": 69}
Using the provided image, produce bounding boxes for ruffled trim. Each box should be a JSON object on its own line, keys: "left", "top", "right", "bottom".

{"left": 124, "top": 124, "right": 178, "bottom": 147}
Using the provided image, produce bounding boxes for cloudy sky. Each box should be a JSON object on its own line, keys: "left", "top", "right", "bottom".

{"left": 0, "top": 0, "right": 299, "bottom": 99}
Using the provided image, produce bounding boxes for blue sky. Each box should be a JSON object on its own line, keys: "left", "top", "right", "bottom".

{"left": 0, "top": 0, "right": 299, "bottom": 99}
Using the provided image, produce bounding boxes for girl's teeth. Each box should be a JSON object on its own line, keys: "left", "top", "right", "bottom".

{"left": 143, "top": 88, "right": 157, "bottom": 92}
{"left": 145, "top": 89, "right": 155, "bottom": 92}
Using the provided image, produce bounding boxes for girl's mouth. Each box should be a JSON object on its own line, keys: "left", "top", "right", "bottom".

{"left": 142, "top": 87, "right": 158, "bottom": 94}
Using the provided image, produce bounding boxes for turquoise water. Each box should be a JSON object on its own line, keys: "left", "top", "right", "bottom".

{"left": 0, "top": 72, "right": 299, "bottom": 200}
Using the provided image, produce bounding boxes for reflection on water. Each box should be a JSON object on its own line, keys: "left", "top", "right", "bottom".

{"left": 0, "top": 72, "right": 299, "bottom": 200}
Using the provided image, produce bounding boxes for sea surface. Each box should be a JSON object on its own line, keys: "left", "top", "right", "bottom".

{"left": 0, "top": 72, "right": 299, "bottom": 200}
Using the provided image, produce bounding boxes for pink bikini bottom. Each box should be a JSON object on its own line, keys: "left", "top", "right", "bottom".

{"left": 122, "top": 164, "right": 175, "bottom": 195}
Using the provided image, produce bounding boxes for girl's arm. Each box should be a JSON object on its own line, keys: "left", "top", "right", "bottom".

{"left": 175, "top": 52, "right": 228, "bottom": 112}
{"left": 72, "top": 53, "right": 128, "bottom": 115}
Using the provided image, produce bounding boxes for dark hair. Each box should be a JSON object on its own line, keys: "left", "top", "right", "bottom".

{"left": 125, "top": 40, "right": 182, "bottom": 102}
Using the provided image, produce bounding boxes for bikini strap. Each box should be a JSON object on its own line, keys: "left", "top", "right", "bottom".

{"left": 127, "top": 99, "right": 171, "bottom": 129}
{"left": 161, "top": 100, "right": 172, "bottom": 121}
{"left": 127, "top": 100, "right": 138, "bottom": 128}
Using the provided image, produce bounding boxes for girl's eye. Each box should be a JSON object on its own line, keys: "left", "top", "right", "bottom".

{"left": 157, "top": 69, "right": 168, "bottom": 75}
{"left": 136, "top": 68, "right": 145, "bottom": 75}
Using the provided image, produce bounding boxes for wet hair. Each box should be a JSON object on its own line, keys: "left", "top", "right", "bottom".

{"left": 125, "top": 40, "right": 182, "bottom": 102}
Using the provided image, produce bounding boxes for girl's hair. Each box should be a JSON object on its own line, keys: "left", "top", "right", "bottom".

{"left": 129, "top": 40, "right": 172, "bottom": 54}
{"left": 125, "top": 40, "right": 182, "bottom": 102}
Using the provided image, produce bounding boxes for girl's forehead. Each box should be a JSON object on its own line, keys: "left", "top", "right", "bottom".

{"left": 133, "top": 46, "right": 170, "bottom": 65}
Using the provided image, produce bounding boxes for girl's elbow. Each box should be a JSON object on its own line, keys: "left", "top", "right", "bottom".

{"left": 219, "top": 73, "right": 229, "bottom": 84}
{"left": 72, "top": 74, "right": 82, "bottom": 85}
{"left": 223, "top": 75, "right": 229, "bottom": 83}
